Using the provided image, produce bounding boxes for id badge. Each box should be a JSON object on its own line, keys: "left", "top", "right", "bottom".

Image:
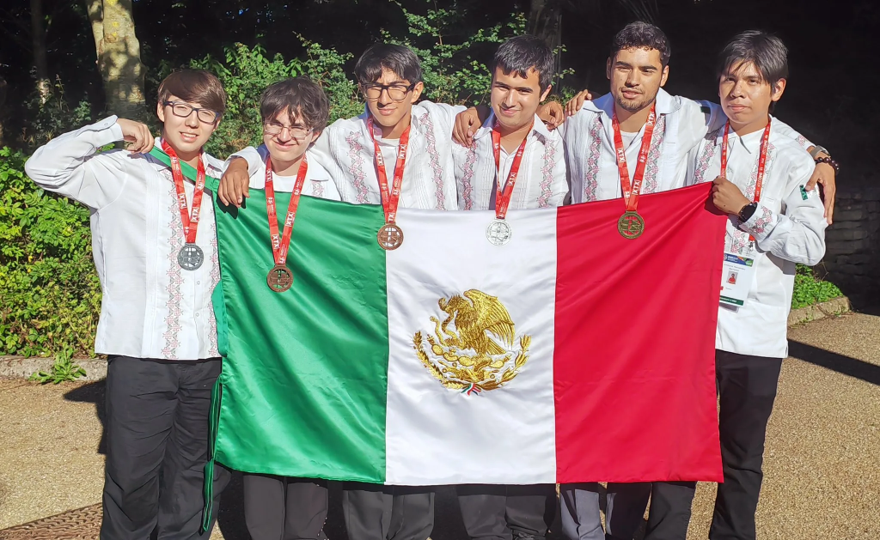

{"left": 720, "top": 252, "right": 756, "bottom": 308}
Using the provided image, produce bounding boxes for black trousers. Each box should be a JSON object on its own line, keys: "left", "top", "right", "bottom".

{"left": 243, "top": 474, "right": 329, "bottom": 540}
{"left": 100, "top": 356, "right": 229, "bottom": 540}
{"left": 342, "top": 483, "right": 434, "bottom": 540}
{"left": 456, "top": 484, "right": 556, "bottom": 540}
{"left": 644, "top": 350, "right": 782, "bottom": 540}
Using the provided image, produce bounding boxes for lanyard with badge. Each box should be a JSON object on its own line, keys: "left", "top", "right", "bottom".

{"left": 264, "top": 156, "right": 309, "bottom": 293}
{"left": 718, "top": 119, "right": 772, "bottom": 308}
{"left": 485, "top": 121, "right": 531, "bottom": 246}
{"left": 368, "top": 118, "right": 410, "bottom": 251}
{"left": 163, "top": 139, "right": 207, "bottom": 271}
{"left": 611, "top": 104, "right": 655, "bottom": 239}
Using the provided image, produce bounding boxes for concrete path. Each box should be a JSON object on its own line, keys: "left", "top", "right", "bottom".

{"left": 1, "top": 311, "right": 878, "bottom": 539}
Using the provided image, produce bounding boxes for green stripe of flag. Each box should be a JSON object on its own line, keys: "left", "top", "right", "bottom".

{"left": 212, "top": 187, "right": 390, "bottom": 482}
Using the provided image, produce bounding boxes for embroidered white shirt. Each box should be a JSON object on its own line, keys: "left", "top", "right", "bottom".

{"left": 452, "top": 112, "right": 568, "bottom": 210}
{"left": 25, "top": 116, "right": 224, "bottom": 360}
{"left": 232, "top": 101, "right": 463, "bottom": 210}
{"left": 246, "top": 146, "right": 341, "bottom": 201}
{"left": 689, "top": 122, "right": 827, "bottom": 358}
{"left": 561, "top": 88, "right": 813, "bottom": 202}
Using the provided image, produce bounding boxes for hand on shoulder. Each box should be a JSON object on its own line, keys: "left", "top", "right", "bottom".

{"left": 115, "top": 118, "right": 154, "bottom": 154}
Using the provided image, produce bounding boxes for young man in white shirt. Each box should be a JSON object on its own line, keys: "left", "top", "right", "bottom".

{"left": 217, "top": 77, "right": 340, "bottom": 540}
{"left": 25, "top": 69, "right": 230, "bottom": 540}
{"left": 450, "top": 34, "right": 566, "bottom": 540}
{"left": 222, "top": 43, "right": 460, "bottom": 540}
{"left": 643, "top": 31, "right": 827, "bottom": 540}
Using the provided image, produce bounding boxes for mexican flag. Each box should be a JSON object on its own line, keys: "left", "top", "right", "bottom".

{"left": 198, "top": 158, "right": 726, "bottom": 486}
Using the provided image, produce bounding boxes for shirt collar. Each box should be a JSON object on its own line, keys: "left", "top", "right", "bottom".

{"left": 151, "top": 136, "right": 219, "bottom": 175}
{"left": 473, "top": 111, "right": 551, "bottom": 144}
{"left": 582, "top": 88, "right": 679, "bottom": 119}
{"left": 712, "top": 116, "right": 776, "bottom": 155}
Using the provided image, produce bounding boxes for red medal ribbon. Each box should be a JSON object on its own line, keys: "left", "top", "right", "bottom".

{"left": 368, "top": 118, "right": 410, "bottom": 224}
{"left": 162, "top": 139, "right": 206, "bottom": 244}
{"left": 611, "top": 104, "right": 656, "bottom": 212}
{"left": 721, "top": 119, "right": 772, "bottom": 242}
{"left": 491, "top": 120, "right": 531, "bottom": 219}
{"left": 265, "top": 156, "right": 309, "bottom": 266}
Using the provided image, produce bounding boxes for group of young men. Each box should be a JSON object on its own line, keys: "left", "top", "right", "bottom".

{"left": 26, "top": 20, "right": 836, "bottom": 540}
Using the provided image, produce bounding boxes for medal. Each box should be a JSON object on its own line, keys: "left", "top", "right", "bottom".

{"left": 486, "top": 120, "right": 530, "bottom": 246}
{"left": 378, "top": 222, "right": 404, "bottom": 250}
{"left": 612, "top": 105, "right": 656, "bottom": 240}
{"left": 721, "top": 119, "right": 772, "bottom": 247}
{"left": 486, "top": 219, "right": 512, "bottom": 246}
{"left": 264, "top": 155, "right": 309, "bottom": 293}
{"left": 163, "top": 140, "right": 207, "bottom": 270}
{"left": 369, "top": 118, "right": 410, "bottom": 251}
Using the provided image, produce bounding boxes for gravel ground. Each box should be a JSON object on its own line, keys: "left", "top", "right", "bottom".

{"left": 2, "top": 311, "right": 878, "bottom": 539}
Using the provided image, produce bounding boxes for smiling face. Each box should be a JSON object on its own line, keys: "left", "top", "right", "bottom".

{"left": 606, "top": 47, "right": 669, "bottom": 113}
{"left": 262, "top": 107, "right": 318, "bottom": 167}
{"left": 362, "top": 68, "right": 424, "bottom": 135}
{"left": 490, "top": 66, "right": 551, "bottom": 132}
{"left": 156, "top": 95, "right": 219, "bottom": 157}
{"left": 719, "top": 60, "right": 786, "bottom": 132}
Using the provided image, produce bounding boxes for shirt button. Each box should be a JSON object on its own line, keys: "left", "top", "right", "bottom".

{"left": 196, "top": 281, "right": 201, "bottom": 285}
{"left": 196, "top": 312, "right": 200, "bottom": 317}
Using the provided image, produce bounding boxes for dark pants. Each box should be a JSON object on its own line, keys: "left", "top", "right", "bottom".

{"left": 342, "top": 483, "right": 434, "bottom": 540}
{"left": 559, "top": 482, "right": 651, "bottom": 540}
{"left": 100, "top": 356, "right": 229, "bottom": 540}
{"left": 244, "top": 474, "right": 329, "bottom": 539}
{"left": 456, "top": 484, "right": 556, "bottom": 540}
{"left": 644, "top": 350, "right": 782, "bottom": 540}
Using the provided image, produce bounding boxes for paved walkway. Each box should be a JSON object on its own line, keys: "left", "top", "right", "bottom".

{"left": 1, "top": 311, "right": 878, "bottom": 539}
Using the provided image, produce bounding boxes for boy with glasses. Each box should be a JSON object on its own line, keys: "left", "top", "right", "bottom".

{"left": 25, "top": 69, "right": 230, "bottom": 539}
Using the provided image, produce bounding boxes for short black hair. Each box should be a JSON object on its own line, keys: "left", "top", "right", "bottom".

{"left": 354, "top": 43, "right": 423, "bottom": 85}
{"left": 260, "top": 77, "right": 330, "bottom": 132}
{"left": 610, "top": 21, "right": 671, "bottom": 68}
{"left": 491, "top": 35, "right": 555, "bottom": 91}
{"left": 717, "top": 30, "right": 788, "bottom": 88}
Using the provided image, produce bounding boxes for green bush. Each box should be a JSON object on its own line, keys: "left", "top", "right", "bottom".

{"left": 791, "top": 263, "right": 843, "bottom": 309}
{"left": 0, "top": 147, "right": 102, "bottom": 357}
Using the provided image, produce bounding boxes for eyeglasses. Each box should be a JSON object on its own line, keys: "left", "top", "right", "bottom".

{"left": 162, "top": 101, "right": 221, "bottom": 124}
{"left": 263, "top": 122, "right": 314, "bottom": 141}
{"left": 361, "top": 82, "right": 416, "bottom": 102}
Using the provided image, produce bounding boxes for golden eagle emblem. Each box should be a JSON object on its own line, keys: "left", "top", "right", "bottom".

{"left": 413, "top": 289, "right": 531, "bottom": 395}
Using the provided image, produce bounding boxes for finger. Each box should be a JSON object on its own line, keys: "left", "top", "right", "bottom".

{"left": 241, "top": 177, "right": 250, "bottom": 199}
{"left": 824, "top": 182, "right": 836, "bottom": 224}
{"left": 218, "top": 181, "right": 229, "bottom": 207}
{"left": 234, "top": 177, "right": 245, "bottom": 206}
{"left": 805, "top": 170, "right": 820, "bottom": 191}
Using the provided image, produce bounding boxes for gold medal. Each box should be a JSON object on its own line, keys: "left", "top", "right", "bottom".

{"left": 617, "top": 211, "right": 645, "bottom": 239}
{"left": 266, "top": 264, "right": 294, "bottom": 293}
{"left": 377, "top": 222, "right": 404, "bottom": 251}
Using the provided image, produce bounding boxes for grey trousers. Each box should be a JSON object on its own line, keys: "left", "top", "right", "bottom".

{"left": 342, "top": 483, "right": 434, "bottom": 540}
{"left": 243, "top": 474, "right": 329, "bottom": 540}
{"left": 100, "top": 356, "right": 229, "bottom": 540}
{"left": 560, "top": 482, "right": 651, "bottom": 540}
{"left": 456, "top": 484, "right": 555, "bottom": 540}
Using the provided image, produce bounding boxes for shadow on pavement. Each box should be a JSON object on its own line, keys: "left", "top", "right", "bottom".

{"left": 788, "top": 340, "right": 880, "bottom": 386}
{"left": 63, "top": 380, "right": 107, "bottom": 455}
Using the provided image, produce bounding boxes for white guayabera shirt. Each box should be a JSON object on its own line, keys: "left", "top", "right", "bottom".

{"left": 452, "top": 112, "right": 569, "bottom": 211}
{"left": 244, "top": 146, "right": 341, "bottom": 201}
{"left": 25, "top": 117, "right": 224, "bottom": 360}
{"left": 689, "top": 122, "right": 827, "bottom": 358}
{"left": 232, "top": 101, "right": 464, "bottom": 211}
{"left": 560, "top": 88, "right": 814, "bottom": 202}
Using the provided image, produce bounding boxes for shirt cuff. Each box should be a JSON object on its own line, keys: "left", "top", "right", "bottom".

{"left": 91, "top": 115, "right": 124, "bottom": 147}
{"left": 739, "top": 201, "right": 777, "bottom": 241}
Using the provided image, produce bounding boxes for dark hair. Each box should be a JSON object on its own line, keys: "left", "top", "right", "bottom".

{"left": 158, "top": 69, "right": 227, "bottom": 115}
{"left": 717, "top": 30, "right": 788, "bottom": 87}
{"left": 259, "top": 77, "right": 330, "bottom": 132}
{"left": 610, "top": 21, "right": 671, "bottom": 68}
{"left": 354, "top": 43, "right": 423, "bottom": 85}
{"left": 491, "top": 35, "right": 555, "bottom": 91}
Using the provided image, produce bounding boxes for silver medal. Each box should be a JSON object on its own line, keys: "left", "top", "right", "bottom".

{"left": 177, "top": 243, "right": 204, "bottom": 271}
{"left": 486, "top": 219, "right": 512, "bottom": 246}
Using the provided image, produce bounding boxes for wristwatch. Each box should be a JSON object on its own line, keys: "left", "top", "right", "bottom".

{"left": 738, "top": 202, "right": 758, "bottom": 222}
{"left": 809, "top": 145, "right": 830, "bottom": 159}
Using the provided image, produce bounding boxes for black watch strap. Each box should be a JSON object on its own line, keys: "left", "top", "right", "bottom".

{"left": 738, "top": 202, "right": 758, "bottom": 223}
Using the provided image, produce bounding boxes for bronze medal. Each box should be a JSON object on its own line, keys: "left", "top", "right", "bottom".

{"left": 378, "top": 222, "right": 404, "bottom": 251}
{"left": 266, "top": 264, "right": 294, "bottom": 293}
{"left": 617, "top": 211, "right": 645, "bottom": 239}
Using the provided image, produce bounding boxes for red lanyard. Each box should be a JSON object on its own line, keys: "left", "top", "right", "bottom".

{"left": 368, "top": 118, "right": 410, "bottom": 224}
{"left": 162, "top": 139, "right": 206, "bottom": 244}
{"left": 491, "top": 121, "right": 531, "bottom": 219}
{"left": 721, "top": 119, "right": 772, "bottom": 206}
{"left": 611, "top": 104, "right": 656, "bottom": 212}
{"left": 265, "top": 156, "right": 309, "bottom": 267}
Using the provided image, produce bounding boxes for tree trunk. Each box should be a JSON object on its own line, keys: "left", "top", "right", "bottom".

{"left": 0, "top": 75, "right": 7, "bottom": 146}
{"left": 84, "top": 0, "right": 145, "bottom": 119}
{"left": 30, "top": 0, "right": 51, "bottom": 104}
{"left": 527, "top": 0, "right": 563, "bottom": 87}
